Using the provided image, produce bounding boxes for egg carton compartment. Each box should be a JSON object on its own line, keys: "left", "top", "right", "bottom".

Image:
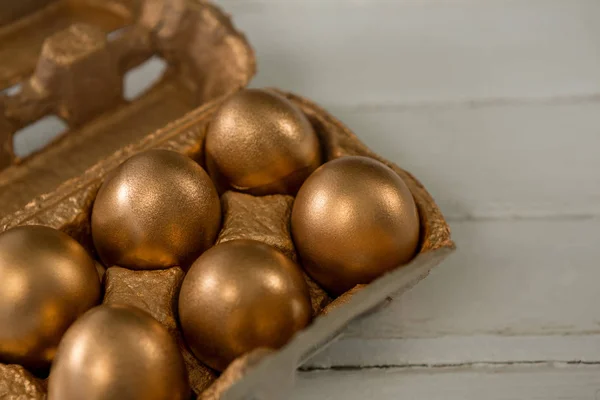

{"left": 0, "top": 88, "right": 454, "bottom": 399}
{"left": 0, "top": 0, "right": 255, "bottom": 217}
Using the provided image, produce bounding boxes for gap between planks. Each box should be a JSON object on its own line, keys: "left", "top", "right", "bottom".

{"left": 301, "top": 360, "right": 600, "bottom": 372}
{"left": 319, "top": 92, "right": 600, "bottom": 114}
{"left": 292, "top": 362, "right": 600, "bottom": 400}
{"left": 303, "top": 335, "right": 600, "bottom": 369}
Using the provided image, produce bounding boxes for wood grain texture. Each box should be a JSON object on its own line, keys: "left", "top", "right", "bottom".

{"left": 217, "top": 0, "right": 600, "bottom": 106}
{"left": 305, "top": 334, "right": 600, "bottom": 369}
{"left": 343, "top": 218, "right": 600, "bottom": 338}
{"left": 292, "top": 364, "right": 600, "bottom": 400}
{"left": 329, "top": 103, "right": 600, "bottom": 220}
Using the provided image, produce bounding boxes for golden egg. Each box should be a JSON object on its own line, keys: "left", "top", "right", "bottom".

{"left": 291, "top": 156, "right": 420, "bottom": 295}
{"left": 178, "top": 239, "right": 312, "bottom": 371}
{"left": 0, "top": 225, "right": 100, "bottom": 370}
{"left": 205, "top": 88, "right": 322, "bottom": 195}
{"left": 91, "top": 149, "right": 221, "bottom": 270}
{"left": 47, "top": 304, "right": 189, "bottom": 400}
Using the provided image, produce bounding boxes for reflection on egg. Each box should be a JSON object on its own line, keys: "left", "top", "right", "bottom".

{"left": 178, "top": 240, "right": 312, "bottom": 371}
{"left": 0, "top": 225, "right": 100, "bottom": 370}
{"left": 91, "top": 149, "right": 221, "bottom": 270}
{"left": 291, "top": 156, "right": 420, "bottom": 295}
{"left": 47, "top": 304, "right": 189, "bottom": 400}
{"left": 205, "top": 89, "right": 322, "bottom": 195}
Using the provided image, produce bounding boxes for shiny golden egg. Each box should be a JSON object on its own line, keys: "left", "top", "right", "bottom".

{"left": 291, "top": 156, "right": 420, "bottom": 295}
{"left": 205, "top": 88, "right": 322, "bottom": 195}
{"left": 91, "top": 149, "right": 221, "bottom": 270}
{"left": 0, "top": 225, "right": 101, "bottom": 370}
{"left": 178, "top": 239, "right": 312, "bottom": 371}
{"left": 47, "top": 304, "right": 189, "bottom": 400}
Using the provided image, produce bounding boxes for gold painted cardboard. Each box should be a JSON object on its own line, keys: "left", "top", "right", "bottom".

{"left": 0, "top": 0, "right": 255, "bottom": 217}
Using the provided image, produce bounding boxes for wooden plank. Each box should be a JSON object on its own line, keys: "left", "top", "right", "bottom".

{"left": 217, "top": 0, "right": 600, "bottom": 106}
{"left": 292, "top": 364, "right": 600, "bottom": 400}
{"left": 327, "top": 102, "right": 600, "bottom": 219}
{"left": 339, "top": 218, "right": 600, "bottom": 339}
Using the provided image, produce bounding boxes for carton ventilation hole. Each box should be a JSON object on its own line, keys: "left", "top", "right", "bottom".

{"left": 123, "top": 56, "right": 168, "bottom": 101}
{"left": 1, "top": 83, "right": 22, "bottom": 97}
{"left": 106, "top": 26, "right": 129, "bottom": 42}
{"left": 13, "top": 115, "right": 68, "bottom": 158}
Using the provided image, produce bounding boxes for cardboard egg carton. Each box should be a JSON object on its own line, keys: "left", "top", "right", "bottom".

{"left": 0, "top": 1, "right": 454, "bottom": 399}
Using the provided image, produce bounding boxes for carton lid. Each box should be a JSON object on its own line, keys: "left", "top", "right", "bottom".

{"left": 0, "top": 0, "right": 255, "bottom": 218}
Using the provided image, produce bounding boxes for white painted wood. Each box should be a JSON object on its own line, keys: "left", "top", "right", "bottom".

{"left": 218, "top": 0, "right": 600, "bottom": 106}
{"left": 343, "top": 218, "right": 600, "bottom": 338}
{"left": 329, "top": 102, "right": 600, "bottom": 219}
{"left": 292, "top": 364, "right": 600, "bottom": 400}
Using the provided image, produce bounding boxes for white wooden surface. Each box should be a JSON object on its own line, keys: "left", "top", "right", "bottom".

{"left": 292, "top": 364, "right": 600, "bottom": 400}
{"left": 213, "top": 0, "right": 600, "bottom": 398}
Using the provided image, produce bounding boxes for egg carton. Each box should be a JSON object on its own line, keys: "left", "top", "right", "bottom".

{"left": 0, "top": 1, "right": 454, "bottom": 399}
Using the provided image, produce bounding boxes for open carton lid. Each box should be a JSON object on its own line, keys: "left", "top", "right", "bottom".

{"left": 0, "top": 0, "right": 255, "bottom": 218}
